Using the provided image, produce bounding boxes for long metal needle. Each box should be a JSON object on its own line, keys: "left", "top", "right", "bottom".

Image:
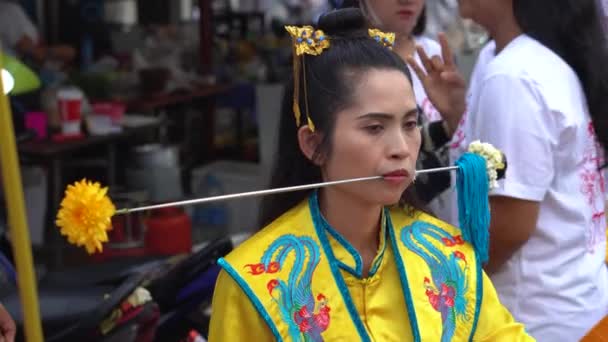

{"left": 115, "top": 165, "right": 460, "bottom": 215}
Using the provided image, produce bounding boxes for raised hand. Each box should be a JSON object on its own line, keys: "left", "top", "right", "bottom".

{"left": 407, "top": 33, "right": 467, "bottom": 136}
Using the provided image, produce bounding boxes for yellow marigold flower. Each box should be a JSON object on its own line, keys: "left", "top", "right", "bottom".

{"left": 55, "top": 179, "right": 115, "bottom": 254}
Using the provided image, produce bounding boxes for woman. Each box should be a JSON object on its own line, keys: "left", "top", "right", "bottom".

{"left": 360, "top": 0, "right": 464, "bottom": 125}
{"left": 409, "top": 0, "right": 608, "bottom": 340}
{"left": 208, "top": 8, "right": 531, "bottom": 341}
{"left": 351, "top": 0, "right": 466, "bottom": 219}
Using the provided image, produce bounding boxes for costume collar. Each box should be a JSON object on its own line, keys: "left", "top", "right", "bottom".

{"left": 309, "top": 191, "right": 388, "bottom": 278}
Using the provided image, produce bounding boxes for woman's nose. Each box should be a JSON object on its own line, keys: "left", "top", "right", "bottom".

{"left": 388, "top": 131, "right": 411, "bottom": 160}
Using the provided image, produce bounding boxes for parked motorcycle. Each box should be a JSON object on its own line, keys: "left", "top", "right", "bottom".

{"left": 0, "top": 236, "right": 234, "bottom": 341}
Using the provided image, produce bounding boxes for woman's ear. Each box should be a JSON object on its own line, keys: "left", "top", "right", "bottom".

{"left": 297, "top": 125, "right": 323, "bottom": 165}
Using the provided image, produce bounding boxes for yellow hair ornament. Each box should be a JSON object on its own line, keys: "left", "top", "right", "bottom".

{"left": 368, "top": 28, "right": 395, "bottom": 49}
{"left": 285, "top": 26, "right": 331, "bottom": 56}
{"left": 285, "top": 26, "right": 330, "bottom": 131}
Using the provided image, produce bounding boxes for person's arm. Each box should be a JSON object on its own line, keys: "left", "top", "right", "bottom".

{"left": 485, "top": 196, "right": 540, "bottom": 274}
{"left": 2, "top": 3, "right": 38, "bottom": 59}
{"left": 13, "top": 35, "right": 44, "bottom": 62}
{"left": 471, "top": 74, "right": 556, "bottom": 274}
{"left": 208, "top": 270, "right": 272, "bottom": 341}
{"left": 407, "top": 33, "right": 467, "bottom": 140}
{"left": 473, "top": 272, "right": 534, "bottom": 341}
{"left": 0, "top": 302, "right": 15, "bottom": 342}
{"left": 3, "top": 4, "right": 74, "bottom": 64}
{"left": 14, "top": 36, "right": 75, "bottom": 64}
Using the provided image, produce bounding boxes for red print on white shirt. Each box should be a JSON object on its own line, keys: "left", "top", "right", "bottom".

{"left": 421, "top": 98, "right": 442, "bottom": 123}
{"left": 449, "top": 112, "right": 467, "bottom": 151}
{"left": 580, "top": 122, "right": 606, "bottom": 253}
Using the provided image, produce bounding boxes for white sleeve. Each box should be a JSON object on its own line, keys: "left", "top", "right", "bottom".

{"left": 418, "top": 37, "right": 442, "bottom": 57}
{"left": 470, "top": 74, "right": 559, "bottom": 201}
{"left": 0, "top": 4, "right": 38, "bottom": 49}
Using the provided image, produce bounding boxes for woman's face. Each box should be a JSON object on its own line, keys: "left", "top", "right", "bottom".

{"left": 364, "top": 0, "right": 425, "bottom": 36}
{"left": 320, "top": 68, "right": 420, "bottom": 206}
{"left": 457, "top": 0, "right": 506, "bottom": 30}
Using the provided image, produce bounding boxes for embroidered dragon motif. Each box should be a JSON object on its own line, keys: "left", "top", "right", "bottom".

{"left": 401, "top": 221, "right": 470, "bottom": 342}
{"left": 245, "top": 235, "right": 330, "bottom": 341}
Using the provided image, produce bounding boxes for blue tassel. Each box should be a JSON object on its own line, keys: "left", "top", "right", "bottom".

{"left": 455, "top": 153, "right": 491, "bottom": 264}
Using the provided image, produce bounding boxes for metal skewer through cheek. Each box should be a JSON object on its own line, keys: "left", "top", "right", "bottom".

{"left": 114, "top": 165, "right": 460, "bottom": 215}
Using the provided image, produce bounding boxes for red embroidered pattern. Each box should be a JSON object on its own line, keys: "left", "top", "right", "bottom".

{"left": 449, "top": 112, "right": 467, "bottom": 151}
{"left": 580, "top": 122, "right": 606, "bottom": 253}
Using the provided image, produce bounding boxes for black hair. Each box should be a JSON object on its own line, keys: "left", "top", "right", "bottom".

{"left": 412, "top": 7, "right": 427, "bottom": 36}
{"left": 513, "top": 0, "right": 608, "bottom": 164}
{"left": 259, "top": 8, "right": 420, "bottom": 227}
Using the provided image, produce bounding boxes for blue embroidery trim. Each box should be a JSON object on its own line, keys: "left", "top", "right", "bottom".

{"left": 324, "top": 224, "right": 363, "bottom": 276}
{"left": 336, "top": 262, "right": 360, "bottom": 278}
{"left": 309, "top": 193, "right": 372, "bottom": 342}
{"left": 368, "top": 208, "right": 389, "bottom": 277}
{"left": 367, "top": 250, "right": 383, "bottom": 277}
{"left": 317, "top": 197, "right": 389, "bottom": 279}
{"left": 469, "top": 252, "right": 483, "bottom": 341}
{"left": 387, "top": 215, "right": 422, "bottom": 342}
{"left": 217, "top": 258, "right": 283, "bottom": 341}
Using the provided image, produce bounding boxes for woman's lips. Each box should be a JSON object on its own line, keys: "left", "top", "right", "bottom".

{"left": 382, "top": 170, "right": 410, "bottom": 184}
{"left": 396, "top": 9, "right": 415, "bottom": 19}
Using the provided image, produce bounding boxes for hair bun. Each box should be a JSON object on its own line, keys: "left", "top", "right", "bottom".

{"left": 317, "top": 8, "right": 366, "bottom": 36}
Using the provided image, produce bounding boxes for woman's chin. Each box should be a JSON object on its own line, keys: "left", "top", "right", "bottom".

{"left": 375, "top": 190, "right": 407, "bottom": 207}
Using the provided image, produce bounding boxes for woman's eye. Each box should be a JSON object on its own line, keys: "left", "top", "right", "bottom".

{"left": 364, "top": 122, "right": 417, "bottom": 134}
{"left": 404, "top": 121, "right": 419, "bottom": 130}
{"left": 365, "top": 124, "right": 384, "bottom": 134}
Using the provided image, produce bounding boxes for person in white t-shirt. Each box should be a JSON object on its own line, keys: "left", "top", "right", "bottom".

{"left": 353, "top": 0, "right": 466, "bottom": 217}
{"left": 0, "top": 1, "right": 74, "bottom": 64}
{"left": 408, "top": 0, "right": 608, "bottom": 340}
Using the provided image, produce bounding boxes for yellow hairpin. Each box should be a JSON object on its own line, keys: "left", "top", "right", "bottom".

{"left": 285, "top": 26, "right": 330, "bottom": 56}
{"left": 285, "top": 26, "right": 330, "bottom": 131}
{"left": 369, "top": 28, "right": 395, "bottom": 49}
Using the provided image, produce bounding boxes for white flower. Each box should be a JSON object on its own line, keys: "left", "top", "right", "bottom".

{"left": 468, "top": 140, "right": 505, "bottom": 189}
{"left": 127, "top": 287, "right": 153, "bottom": 307}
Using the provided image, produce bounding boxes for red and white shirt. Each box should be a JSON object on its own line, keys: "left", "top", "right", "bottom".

{"left": 449, "top": 35, "right": 608, "bottom": 341}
